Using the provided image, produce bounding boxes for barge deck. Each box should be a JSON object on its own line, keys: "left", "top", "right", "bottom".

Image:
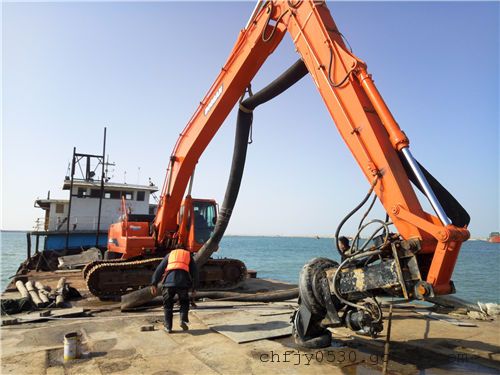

{"left": 1, "top": 269, "right": 499, "bottom": 374}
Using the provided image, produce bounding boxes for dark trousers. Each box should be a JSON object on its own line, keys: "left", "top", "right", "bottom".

{"left": 162, "top": 286, "right": 190, "bottom": 328}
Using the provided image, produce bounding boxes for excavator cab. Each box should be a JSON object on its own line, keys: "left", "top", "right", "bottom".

{"left": 178, "top": 197, "right": 217, "bottom": 252}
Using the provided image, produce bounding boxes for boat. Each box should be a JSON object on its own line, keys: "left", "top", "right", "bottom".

{"left": 27, "top": 133, "right": 158, "bottom": 256}
{"left": 32, "top": 179, "right": 158, "bottom": 252}
{"left": 488, "top": 232, "right": 500, "bottom": 243}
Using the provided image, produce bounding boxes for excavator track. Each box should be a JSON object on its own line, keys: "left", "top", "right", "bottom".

{"left": 82, "top": 258, "right": 125, "bottom": 280}
{"left": 84, "top": 257, "right": 247, "bottom": 298}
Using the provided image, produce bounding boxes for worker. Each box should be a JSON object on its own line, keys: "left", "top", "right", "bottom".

{"left": 151, "top": 247, "right": 198, "bottom": 333}
{"left": 194, "top": 210, "right": 211, "bottom": 243}
{"left": 338, "top": 236, "right": 351, "bottom": 261}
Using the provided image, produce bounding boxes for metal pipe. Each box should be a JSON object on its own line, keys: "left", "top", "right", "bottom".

{"left": 401, "top": 147, "right": 451, "bottom": 226}
{"left": 245, "top": 0, "right": 264, "bottom": 29}
{"left": 187, "top": 166, "right": 196, "bottom": 196}
{"left": 35, "top": 235, "right": 40, "bottom": 254}
{"left": 382, "top": 304, "right": 393, "bottom": 374}
{"left": 96, "top": 127, "right": 107, "bottom": 248}
{"left": 26, "top": 281, "right": 43, "bottom": 307}
{"left": 165, "top": 157, "right": 175, "bottom": 197}
{"left": 65, "top": 147, "right": 76, "bottom": 253}
{"left": 15, "top": 280, "right": 29, "bottom": 299}
{"left": 56, "top": 277, "right": 66, "bottom": 307}
{"left": 26, "top": 233, "right": 31, "bottom": 260}
{"left": 34, "top": 281, "right": 50, "bottom": 305}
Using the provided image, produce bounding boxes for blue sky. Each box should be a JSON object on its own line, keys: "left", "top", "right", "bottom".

{"left": 1, "top": 1, "right": 498, "bottom": 238}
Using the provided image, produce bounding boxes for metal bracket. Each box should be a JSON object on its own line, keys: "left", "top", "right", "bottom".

{"left": 295, "top": 304, "right": 312, "bottom": 337}
{"left": 391, "top": 243, "right": 409, "bottom": 299}
{"left": 321, "top": 278, "right": 341, "bottom": 324}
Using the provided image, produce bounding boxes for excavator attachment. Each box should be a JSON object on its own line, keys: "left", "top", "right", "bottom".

{"left": 293, "top": 238, "right": 425, "bottom": 347}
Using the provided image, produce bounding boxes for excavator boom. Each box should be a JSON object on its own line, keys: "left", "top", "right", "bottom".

{"left": 153, "top": 0, "right": 469, "bottom": 294}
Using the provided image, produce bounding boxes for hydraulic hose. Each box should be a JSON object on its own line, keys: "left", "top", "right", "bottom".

{"left": 121, "top": 286, "right": 299, "bottom": 311}
{"left": 195, "top": 59, "right": 309, "bottom": 266}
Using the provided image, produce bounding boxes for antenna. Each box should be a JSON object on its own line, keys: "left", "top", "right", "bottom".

{"left": 137, "top": 167, "right": 141, "bottom": 185}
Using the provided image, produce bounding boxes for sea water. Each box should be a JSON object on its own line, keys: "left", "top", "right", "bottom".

{"left": 1, "top": 231, "right": 499, "bottom": 304}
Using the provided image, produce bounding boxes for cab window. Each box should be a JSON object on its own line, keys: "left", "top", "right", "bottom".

{"left": 193, "top": 201, "right": 216, "bottom": 243}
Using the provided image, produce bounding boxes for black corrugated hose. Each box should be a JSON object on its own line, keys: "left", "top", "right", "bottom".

{"left": 195, "top": 59, "right": 309, "bottom": 266}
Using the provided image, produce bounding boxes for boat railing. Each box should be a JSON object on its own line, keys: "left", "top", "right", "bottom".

{"left": 43, "top": 215, "right": 118, "bottom": 232}
{"left": 32, "top": 217, "right": 46, "bottom": 231}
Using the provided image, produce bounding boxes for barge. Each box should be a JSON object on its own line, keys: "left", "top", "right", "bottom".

{"left": 1, "top": 265, "right": 500, "bottom": 374}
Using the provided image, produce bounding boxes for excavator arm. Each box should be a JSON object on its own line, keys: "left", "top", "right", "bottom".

{"left": 94, "top": 1, "right": 471, "bottom": 342}
{"left": 154, "top": 0, "right": 469, "bottom": 296}
{"left": 153, "top": 4, "right": 287, "bottom": 242}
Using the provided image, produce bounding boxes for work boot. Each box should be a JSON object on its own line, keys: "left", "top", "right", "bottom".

{"left": 180, "top": 320, "right": 189, "bottom": 331}
{"left": 164, "top": 309, "right": 173, "bottom": 333}
{"left": 180, "top": 310, "right": 189, "bottom": 331}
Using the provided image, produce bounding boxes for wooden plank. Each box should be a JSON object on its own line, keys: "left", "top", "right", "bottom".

{"left": 58, "top": 248, "right": 101, "bottom": 269}
{"left": 54, "top": 269, "right": 82, "bottom": 274}
{"left": 193, "top": 309, "right": 292, "bottom": 344}
{"left": 0, "top": 307, "right": 86, "bottom": 325}
{"left": 256, "top": 310, "right": 293, "bottom": 317}
{"left": 414, "top": 309, "right": 477, "bottom": 327}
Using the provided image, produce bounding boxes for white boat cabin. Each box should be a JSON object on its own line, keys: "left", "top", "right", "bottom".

{"left": 35, "top": 179, "right": 158, "bottom": 232}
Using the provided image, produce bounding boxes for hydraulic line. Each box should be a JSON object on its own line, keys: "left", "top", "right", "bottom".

{"left": 331, "top": 219, "right": 390, "bottom": 319}
{"left": 195, "top": 59, "right": 309, "bottom": 266}
{"left": 350, "top": 219, "right": 391, "bottom": 255}
{"left": 334, "top": 176, "right": 379, "bottom": 256}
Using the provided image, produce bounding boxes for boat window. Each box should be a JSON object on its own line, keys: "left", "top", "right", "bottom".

{"left": 55, "top": 204, "right": 64, "bottom": 214}
{"left": 137, "top": 191, "right": 145, "bottom": 201}
{"left": 104, "top": 191, "right": 120, "bottom": 199}
{"left": 121, "top": 191, "right": 133, "bottom": 200}
{"left": 90, "top": 189, "right": 102, "bottom": 198}
{"left": 77, "top": 188, "right": 88, "bottom": 197}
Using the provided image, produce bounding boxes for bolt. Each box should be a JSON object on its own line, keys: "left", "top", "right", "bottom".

{"left": 437, "top": 230, "right": 448, "bottom": 241}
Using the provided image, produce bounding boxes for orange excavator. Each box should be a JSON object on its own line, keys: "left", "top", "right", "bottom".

{"left": 84, "top": 0, "right": 470, "bottom": 345}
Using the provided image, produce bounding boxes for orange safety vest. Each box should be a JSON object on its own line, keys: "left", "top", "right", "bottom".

{"left": 165, "top": 249, "right": 191, "bottom": 274}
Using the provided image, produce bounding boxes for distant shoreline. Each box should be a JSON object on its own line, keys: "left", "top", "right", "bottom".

{"left": 0, "top": 230, "right": 332, "bottom": 239}
{"left": 0, "top": 230, "right": 490, "bottom": 242}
